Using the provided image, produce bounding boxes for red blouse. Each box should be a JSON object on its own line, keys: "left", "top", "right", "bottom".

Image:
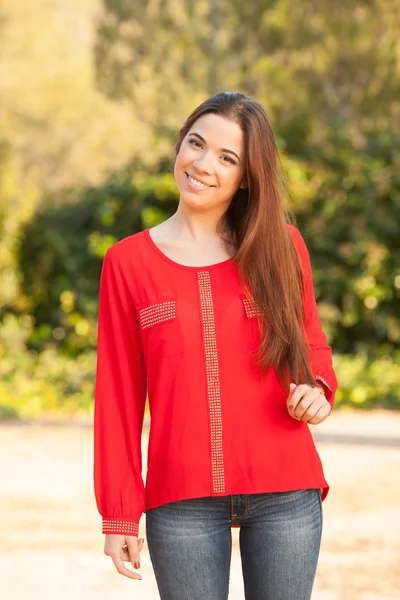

{"left": 93, "top": 225, "right": 337, "bottom": 537}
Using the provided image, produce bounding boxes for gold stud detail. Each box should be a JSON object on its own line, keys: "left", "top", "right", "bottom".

{"left": 139, "top": 300, "right": 176, "bottom": 329}
{"left": 102, "top": 519, "right": 139, "bottom": 536}
{"left": 241, "top": 295, "right": 264, "bottom": 318}
{"left": 198, "top": 271, "right": 225, "bottom": 494}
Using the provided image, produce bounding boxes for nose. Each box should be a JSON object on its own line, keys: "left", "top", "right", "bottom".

{"left": 193, "top": 150, "right": 214, "bottom": 174}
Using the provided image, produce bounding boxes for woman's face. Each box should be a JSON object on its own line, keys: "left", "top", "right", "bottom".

{"left": 174, "top": 113, "right": 247, "bottom": 214}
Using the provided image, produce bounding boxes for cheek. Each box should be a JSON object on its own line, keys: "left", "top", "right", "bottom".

{"left": 173, "top": 159, "right": 179, "bottom": 180}
{"left": 222, "top": 171, "right": 243, "bottom": 189}
{"left": 173, "top": 153, "right": 186, "bottom": 182}
{"left": 175, "top": 148, "right": 192, "bottom": 173}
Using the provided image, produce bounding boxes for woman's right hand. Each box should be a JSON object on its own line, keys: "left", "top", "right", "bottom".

{"left": 104, "top": 534, "right": 145, "bottom": 580}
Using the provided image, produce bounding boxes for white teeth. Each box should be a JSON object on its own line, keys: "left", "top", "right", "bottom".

{"left": 187, "top": 174, "right": 211, "bottom": 189}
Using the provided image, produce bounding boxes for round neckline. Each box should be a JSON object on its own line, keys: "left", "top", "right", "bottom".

{"left": 143, "top": 227, "right": 235, "bottom": 271}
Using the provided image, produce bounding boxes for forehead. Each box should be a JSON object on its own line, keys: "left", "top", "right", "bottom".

{"left": 188, "top": 113, "right": 244, "bottom": 151}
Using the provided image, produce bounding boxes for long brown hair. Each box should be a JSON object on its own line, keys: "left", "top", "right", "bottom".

{"left": 175, "top": 91, "right": 318, "bottom": 393}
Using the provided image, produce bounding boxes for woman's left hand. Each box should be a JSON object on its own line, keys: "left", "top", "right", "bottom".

{"left": 287, "top": 383, "right": 331, "bottom": 425}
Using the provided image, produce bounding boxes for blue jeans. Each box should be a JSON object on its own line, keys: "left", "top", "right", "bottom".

{"left": 146, "top": 488, "right": 323, "bottom": 600}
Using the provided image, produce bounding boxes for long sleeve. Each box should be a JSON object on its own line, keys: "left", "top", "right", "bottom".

{"left": 291, "top": 227, "right": 338, "bottom": 408}
{"left": 93, "top": 245, "right": 147, "bottom": 537}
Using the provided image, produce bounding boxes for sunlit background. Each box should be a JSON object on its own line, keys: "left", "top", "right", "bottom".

{"left": 0, "top": 1, "right": 399, "bottom": 598}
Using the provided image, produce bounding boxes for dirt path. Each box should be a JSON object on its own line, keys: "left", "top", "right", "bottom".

{"left": 1, "top": 409, "right": 399, "bottom": 599}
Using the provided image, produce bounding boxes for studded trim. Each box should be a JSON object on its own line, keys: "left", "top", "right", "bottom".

{"left": 197, "top": 271, "right": 225, "bottom": 494}
{"left": 241, "top": 295, "right": 263, "bottom": 318}
{"left": 315, "top": 374, "right": 333, "bottom": 393}
{"left": 139, "top": 300, "right": 176, "bottom": 330}
{"left": 102, "top": 519, "right": 139, "bottom": 536}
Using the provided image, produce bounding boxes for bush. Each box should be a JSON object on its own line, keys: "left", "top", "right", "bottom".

{"left": 0, "top": 314, "right": 96, "bottom": 419}
{"left": 1, "top": 324, "right": 398, "bottom": 421}
{"left": 15, "top": 169, "right": 176, "bottom": 357}
{"left": 333, "top": 352, "right": 400, "bottom": 410}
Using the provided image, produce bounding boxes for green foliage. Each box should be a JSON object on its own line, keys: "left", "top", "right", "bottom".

{"left": 14, "top": 170, "right": 176, "bottom": 355}
{"left": 0, "top": 349, "right": 97, "bottom": 420}
{"left": 0, "top": 312, "right": 95, "bottom": 419}
{"left": 95, "top": 0, "right": 400, "bottom": 149}
{"left": 333, "top": 353, "right": 400, "bottom": 410}
{"left": 0, "top": 342, "right": 398, "bottom": 420}
{"left": 293, "top": 127, "right": 400, "bottom": 358}
{"left": 1, "top": 0, "right": 399, "bottom": 418}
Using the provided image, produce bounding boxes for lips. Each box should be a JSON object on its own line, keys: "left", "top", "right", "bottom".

{"left": 185, "top": 172, "right": 214, "bottom": 188}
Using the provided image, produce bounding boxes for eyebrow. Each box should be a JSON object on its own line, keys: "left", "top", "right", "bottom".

{"left": 188, "top": 132, "right": 241, "bottom": 162}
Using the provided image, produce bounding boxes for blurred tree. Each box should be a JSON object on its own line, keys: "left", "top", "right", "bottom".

{"left": 295, "top": 127, "right": 400, "bottom": 358}
{"left": 94, "top": 0, "right": 400, "bottom": 149}
{"left": 15, "top": 168, "right": 177, "bottom": 354}
{"left": 0, "top": 0, "right": 399, "bottom": 384}
{"left": 0, "top": 0, "right": 148, "bottom": 191}
{"left": 15, "top": 131, "right": 399, "bottom": 359}
{"left": 92, "top": 0, "right": 400, "bottom": 360}
{"left": 0, "top": 0, "right": 158, "bottom": 313}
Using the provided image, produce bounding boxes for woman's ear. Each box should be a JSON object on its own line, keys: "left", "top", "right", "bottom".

{"left": 239, "top": 181, "right": 248, "bottom": 189}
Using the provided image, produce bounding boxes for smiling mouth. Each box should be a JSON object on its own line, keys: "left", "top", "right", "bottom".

{"left": 185, "top": 172, "right": 214, "bottom": 189}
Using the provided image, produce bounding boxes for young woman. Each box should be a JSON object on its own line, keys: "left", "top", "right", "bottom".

{"left": 93, "top": 91, "right": 338, "bottom": 600}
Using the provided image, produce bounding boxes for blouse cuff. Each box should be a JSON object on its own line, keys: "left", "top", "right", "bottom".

{"left": 102, "top": 518, "right": 139, "bottom": 537}
{"left": 314, "top": 374, "right": 334, "bottom": 404}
